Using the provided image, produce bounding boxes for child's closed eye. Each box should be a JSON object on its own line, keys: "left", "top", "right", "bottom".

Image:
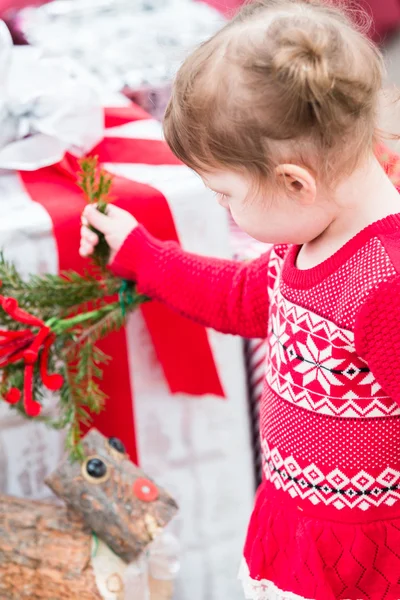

{"left": 213, "top": 191, "right": 230, "bottom": 206}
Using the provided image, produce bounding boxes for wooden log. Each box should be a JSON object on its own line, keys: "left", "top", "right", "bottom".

{"left": 0, "top": 430, "right": 178, "bottom": 599}
{"left": 0, "top": 495, "right": 174, "bottom": 600}
{"left": 0, "top": 494, "right": 101, "bottom": 600}
{"left": 45, "top": 429, "right": 179, "bottom": 563}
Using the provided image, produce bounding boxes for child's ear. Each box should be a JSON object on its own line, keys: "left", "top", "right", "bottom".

{"left": 275, "top": 164, "right": 317, "bottom": 205}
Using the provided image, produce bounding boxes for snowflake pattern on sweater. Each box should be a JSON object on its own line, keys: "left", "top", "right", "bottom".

{"left": 111, "top": 212, "right": 400, "bottom": 600}
{"left": 267, "top": 285, "right": 391, "bottom": 418}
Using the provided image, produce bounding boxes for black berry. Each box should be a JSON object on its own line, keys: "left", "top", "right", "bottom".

{"left": 109, "top": 437, "right": 126, "bottom": 454}
{"left": 86, "top": 458, "right": 107, "bottom": 479}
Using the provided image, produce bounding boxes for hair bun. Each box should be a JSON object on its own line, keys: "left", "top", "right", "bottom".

{"left": 272, "top": 26, "right": 334, "bottom": 102}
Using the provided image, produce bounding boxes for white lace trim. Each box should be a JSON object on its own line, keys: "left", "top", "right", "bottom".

{"left": 238, "top": 560, "right": 313, "bottom": 600}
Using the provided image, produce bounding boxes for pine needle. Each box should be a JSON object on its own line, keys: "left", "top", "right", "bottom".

{"left": 0, "top": 159, "right": 146, "bottom": 461}
{"left": 78, "top": 157, "right": 113, "bottom": 269}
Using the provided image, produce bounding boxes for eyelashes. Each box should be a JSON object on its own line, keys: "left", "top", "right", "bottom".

{"left": 213, "top": 191, "right": 229, "bottom": 202}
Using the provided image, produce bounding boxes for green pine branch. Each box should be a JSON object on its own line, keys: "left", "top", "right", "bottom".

{"left": 0, "top": 254, "right": 120, "bottom": 313}
{"left": 0, "top": 158, "right": 148, "bottom": 461}
{"left": 78, "top": 156, "right": 113, "bottom": 209}
{"left": 78, "top": 156, "right": 113, "bottom": 270}
{"left": 68, "top": 305, "right": 126, "bottom": 349}
{"left": 48, "top": 343, "right": 110, "bottom": 462}
{"left": 66, "top": 343, "right": 109, "bottom": 412}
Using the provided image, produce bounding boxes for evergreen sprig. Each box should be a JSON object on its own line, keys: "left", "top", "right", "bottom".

{"left": 0, "top": 157, "right": 148, "bottom": 461}
{"left": 78, "top": 156, "right": 113, "bottom": 270}
{"left": 0, "top": 256, "right": 120, "bottom": 313}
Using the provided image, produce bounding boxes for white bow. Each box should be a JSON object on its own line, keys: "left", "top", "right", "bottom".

{"left": 0, "top": 21, "right": 103, "bottom": 171}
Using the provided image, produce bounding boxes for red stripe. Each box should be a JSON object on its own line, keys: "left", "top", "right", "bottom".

{"left": 249, "top": 340, "right": 267, "bottom": 354}
{"left": 19, "top": 164, "right": 139, "bottom": 462}
{"left": 18, "top": 109, "right": 225, "bottom": 458}
{"left": 250, "top": 374, "right": 264, "bottom": 391}
{"left": 249, "top": 356, "right": 266, "bottom": 374}
{"left": 245, "top": 341, "right": 265, "bottom": 359}
{"left": 105, "top": 168, "right": 225, "bottom": 398}
{"left": 91, "top": 137, "right": 182, "bottom": 166}
{"left": 104, "top": 105, "right": 151, "bottom": 129}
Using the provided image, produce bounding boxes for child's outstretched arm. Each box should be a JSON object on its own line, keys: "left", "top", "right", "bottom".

{"left": 80, "top": 204, "right": 271, "bottom": 339}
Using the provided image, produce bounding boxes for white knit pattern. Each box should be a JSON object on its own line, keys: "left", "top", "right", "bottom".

{"left": 262, "top": 439, "right": 400, "bottom": 511}
{"left": 238, "top": 561, "right": 312, "bottom": 600}
{"left": 265, "top": 285, "right": 394, "bottom": 419}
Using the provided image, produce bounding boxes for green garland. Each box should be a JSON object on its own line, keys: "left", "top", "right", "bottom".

{"left": 0, "top": 158, "right": 147, "bottom": 461}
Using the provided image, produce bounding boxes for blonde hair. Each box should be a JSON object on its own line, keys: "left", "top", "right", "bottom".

{"left": 163, "top": 0, "right": 384, "bottom": 185}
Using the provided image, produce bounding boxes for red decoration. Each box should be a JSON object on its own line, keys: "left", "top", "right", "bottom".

{"left": 0, "top": 293, "right": 63, "bottom": 417}
{"left": 133, "top": 478, "right": 159, "bottom": 502}
{"left": 19, "top": 104, "right": 225, "bottom": 463}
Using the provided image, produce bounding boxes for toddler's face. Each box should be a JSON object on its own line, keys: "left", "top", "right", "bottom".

{"left": 202, "top": 169, "right": 334, "bottom": 246}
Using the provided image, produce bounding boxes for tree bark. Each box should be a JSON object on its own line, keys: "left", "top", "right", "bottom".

{"left": 0, "top": 495, "right": 174, "bottom": 600}
{"left": 0, "top": 494, "right": 101, "bottom": 600}
{"left": 45, "top": 429, "right": 179, "bottom": 563}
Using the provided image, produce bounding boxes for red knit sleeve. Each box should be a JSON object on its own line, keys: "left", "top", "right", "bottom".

{"left": 110, "top": 225, "right": 272, "bottom": 338}
{"left": 354, "top": 276, "right": 400, "bottom": 405}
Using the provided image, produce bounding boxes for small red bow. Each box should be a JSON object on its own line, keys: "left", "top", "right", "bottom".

{"left": 0, "top": 295, "right": 63, "bottom": 416}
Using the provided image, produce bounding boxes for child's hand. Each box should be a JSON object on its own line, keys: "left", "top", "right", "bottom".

{"left": 80, "top": 204, "right": 139, "bottom": 263}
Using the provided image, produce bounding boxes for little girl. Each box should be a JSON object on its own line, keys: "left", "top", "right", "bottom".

{"left": 80, "top": 1, "right": 400, "bottom": 598}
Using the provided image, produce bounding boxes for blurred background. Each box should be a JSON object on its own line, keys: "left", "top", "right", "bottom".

{"left": 1, "top": 0, "right": 399, "bottom": 122}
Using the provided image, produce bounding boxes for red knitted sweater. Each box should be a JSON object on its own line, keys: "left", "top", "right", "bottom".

{"left": 112, "top": 213, "right": 400, "bottom": 600}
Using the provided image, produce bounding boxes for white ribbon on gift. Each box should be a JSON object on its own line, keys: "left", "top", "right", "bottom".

{"left": 0, "top": 21, "right": 103, "bottom": 171}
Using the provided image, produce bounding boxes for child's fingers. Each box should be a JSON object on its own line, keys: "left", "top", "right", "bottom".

{"left": 79, "top": 240, "right": 94, "bottom": 257}
{"left": 80, "top": 225, "right": 99, "bottom": 245}
{"left": 104, "top": 204, "right": 127, "bottom": 219}
{"left": 83, "top": 204, "right": 112, "bottom": 233}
